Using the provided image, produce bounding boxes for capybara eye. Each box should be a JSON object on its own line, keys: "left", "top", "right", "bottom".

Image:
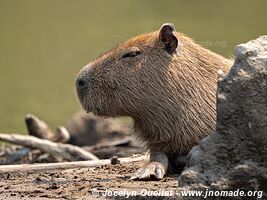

{"left": 120, "top": 51, "right": 141, "bottom": 60}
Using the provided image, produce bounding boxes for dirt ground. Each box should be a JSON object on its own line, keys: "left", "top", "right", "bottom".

{"left": 0, "top": 141, "right": 179, "bottom": 200}
{"left": 0, "top": 160, "right": 178, "bottom": 200}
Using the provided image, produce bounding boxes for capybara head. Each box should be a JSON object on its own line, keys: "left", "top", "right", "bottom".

{"left": 76, "top": 23, "right": 231, "bottom": 154}
{"left": 76, "top": 24, "right": 178, "bottom": 117}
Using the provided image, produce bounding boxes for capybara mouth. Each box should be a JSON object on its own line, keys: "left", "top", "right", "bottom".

{"left": 92, "top": 106, "right": 107, "bottom": 117}
{"left": 82, "top": 99, "right": 103, "bottom": 116}
{"left": 76, "top": 88, "right": 107, "bottom": 117}
{"left": 76, "top": 93, "right": 93, "bottom": 114}
{"left": 83, "top": 101, "right": 95, "bottom": 114}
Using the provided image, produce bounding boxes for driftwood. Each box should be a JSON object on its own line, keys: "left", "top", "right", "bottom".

{"left": 25, "top": 114, "right": 70, "bottom": 143}
{"left": 82, "top": 137, "right": 145, "bottom": 159}
{"left": 0, "top": 154, "right": 148, "bottom": 173}
{"left": 84, "top": 136, "right": 133, "bottom": 151}
{"left": 0, "top": 133, "right": 98, "bottom": 161}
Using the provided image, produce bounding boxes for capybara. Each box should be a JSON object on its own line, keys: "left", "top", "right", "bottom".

{"left": 76, "top": 23, "right": 231, "bottom": 179}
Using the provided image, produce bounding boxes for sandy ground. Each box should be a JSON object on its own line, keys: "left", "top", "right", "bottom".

{"left": 0, "top": 160, "right": 178, "bottom": 200}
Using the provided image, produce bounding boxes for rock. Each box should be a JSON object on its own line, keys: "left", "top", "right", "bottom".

{"left": 177, "top": 36, "right": 267, "bottom": 200}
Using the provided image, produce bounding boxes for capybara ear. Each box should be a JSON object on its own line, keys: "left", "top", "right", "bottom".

{"left": 159, "top": 23, "right": 178, "bottom": 54}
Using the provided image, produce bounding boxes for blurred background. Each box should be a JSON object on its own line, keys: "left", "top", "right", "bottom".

{"left": 0, "top": 0, "right": 266, "bottom": 133}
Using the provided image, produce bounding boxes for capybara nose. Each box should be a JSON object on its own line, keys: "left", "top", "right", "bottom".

{"left": 76, "top": 77, "right": 88, "bottom": 90}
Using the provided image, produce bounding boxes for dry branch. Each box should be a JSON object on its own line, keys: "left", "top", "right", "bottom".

{"left": 25, "top": 114, "right": 70, "bottom": 143}
{"left": 0, "top": 154, "right": 148, "bottom": 173}
{"left": 0, "top": 133, "right": 98, "bottom": 161}
{"left": 84, "top": 136, "right": 133, "bottom": 151}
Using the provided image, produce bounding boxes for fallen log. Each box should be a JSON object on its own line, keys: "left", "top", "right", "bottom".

{"left": 0, "top": 133, "right": 98, "bottom": 161}
{"left": 0, "top": 154, "right": 147, "bottom": 173}
{"left": 84, "top": 136, "right": 133, "bottom": 151}
{"left": 25, "top": 114, "right": 70, "bottom": 143}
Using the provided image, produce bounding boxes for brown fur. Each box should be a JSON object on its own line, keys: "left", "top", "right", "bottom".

{"left": 76, "top": 28, "right": 231, "bottom": 156}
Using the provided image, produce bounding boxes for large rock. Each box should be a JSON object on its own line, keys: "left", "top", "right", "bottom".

{"left": 177, "top": 36, "right": 267, "bottom": 200}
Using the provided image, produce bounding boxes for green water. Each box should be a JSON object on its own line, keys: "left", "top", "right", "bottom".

{"left": 0, "top": 0, "right": 266, "bottom": 134}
